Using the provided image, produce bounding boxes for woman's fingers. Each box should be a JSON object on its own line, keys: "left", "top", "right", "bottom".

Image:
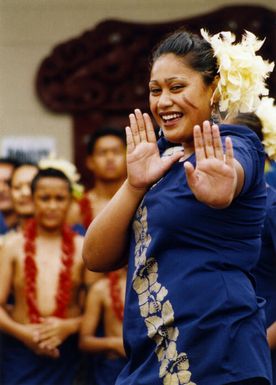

{"left": 129, "top": 113, "right": 140, "bottom": 146}
{"left": 134, "top": 109, "right": 147, "bottom": 142}
{"left": 129, "top": 110, "right": 155, "bottom": 146}
{"left": 125, "top": 126, "right": 135, "bottom": 154}
{"left": 194, "top": 125, "right": 206, "bottom": 162}
{"left": 195, "top": 122, "right": 228, "bottom": 163}
{"left": 203, "top": 121, "right": 214, "bottom": 158}
{"left": 212, "top": 124, "right": 224, "bottom": 160}
{"left": 143, "top": 113, "right": 156, "bottom": 143}
{"left": 225, "top": 136, "right": 234, "bottom": 168}
{"left": 184, "top": 161, "right": 197, "bottom": 189}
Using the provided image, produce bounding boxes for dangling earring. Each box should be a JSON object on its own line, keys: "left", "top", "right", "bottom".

{"left": 210, "top": 103, "right": 221, "bottom": 125}
{"left": 158, "top": 127, "right": 164, "bottom": 137}
{"left": 209, "top": 88, "right": 221, "bottom": 125}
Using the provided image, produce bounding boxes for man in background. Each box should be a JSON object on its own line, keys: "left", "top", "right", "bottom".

{"left": 0, "top": 158, "right": 18, "bottom": 234}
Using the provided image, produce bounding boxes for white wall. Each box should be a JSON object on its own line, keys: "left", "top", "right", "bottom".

{"left": 0, "top": 0, "right": 275, "bottom": 161}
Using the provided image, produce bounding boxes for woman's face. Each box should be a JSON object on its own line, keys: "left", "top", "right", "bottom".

{"left": 149, "top": 53, "right": 215, "bottom": 144}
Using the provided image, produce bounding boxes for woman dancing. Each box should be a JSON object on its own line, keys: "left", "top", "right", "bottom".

{"left": 83, "top": 29, "right": 274, "bottom": 385}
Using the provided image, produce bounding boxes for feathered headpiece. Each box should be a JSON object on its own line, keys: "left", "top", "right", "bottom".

{"left": 256, "top": 97, "right": 276, "bottom": 160}
{"left": 201, "top": 29, "right": 274, "bottom": 117}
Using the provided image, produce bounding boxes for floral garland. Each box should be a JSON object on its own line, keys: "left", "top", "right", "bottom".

{"left": 79, "top": 194, "right": 94, "bottom": 229}
{"left": 24, "top": 219, "right": 75, "bottom": 323}
{"left": 256, "top": 97, "right": 276, "bottom": 161}
{"left": 108, "top": 272, "right": 124, "bottom": 322}
{"left": 201, "top": 29, "right": 274, "bottom": 117}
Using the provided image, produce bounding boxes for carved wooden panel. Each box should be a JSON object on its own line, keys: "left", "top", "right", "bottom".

{"left": 36, "top": 5, "right": 276, "bottom": 187}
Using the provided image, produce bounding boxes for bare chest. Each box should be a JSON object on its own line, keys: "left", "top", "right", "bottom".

{"left": 13, "top": 240, "right": 82, "bottom": 315}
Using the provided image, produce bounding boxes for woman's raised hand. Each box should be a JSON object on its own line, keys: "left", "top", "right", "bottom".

{"left": 126, "top": 109, "right": 183, "bottom": 190}
{"left": 184, "top": 121, "right": 237, "bottom": 208}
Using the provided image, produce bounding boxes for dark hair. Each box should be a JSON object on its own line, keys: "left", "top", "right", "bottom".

{"left": 31, "top": 168, "right": 72, "bottom": 194}
{"left": 13, "top": 161, "right": 38, "bottom": 172}
{"left": 86, "top": 127, "right": 126, "bottom": 155}
{"left": 0, "top": 157, "right": 20, "bottom": 168}
{"left": 151, "top": 29, "right": 218, "bottom": 85}
{"left": 230, "top": 112, "right": 263, "bottom": 141}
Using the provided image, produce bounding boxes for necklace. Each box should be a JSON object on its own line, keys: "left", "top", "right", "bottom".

{"left": 79, "top": 194, "right": 93, "bottom": 229}
{"left": 108, "top": 271, "right": 124, "bottom": 322}
{"left": 24, "top": 219, "right": 75, "bottom": 323}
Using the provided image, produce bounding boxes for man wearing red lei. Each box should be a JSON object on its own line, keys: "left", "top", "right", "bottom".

{"left": 69, "top": 127, "right": 127, "bottom": 228}
{"left": 0, "top": 168, "right": 86, "bottom": 385}
{"left": 67, "top": 127, "right": 127, "bottom": 288}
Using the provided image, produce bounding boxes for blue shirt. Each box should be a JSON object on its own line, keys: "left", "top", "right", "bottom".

{"left": 117, "top": 124, "right": 272, "bottom": 385}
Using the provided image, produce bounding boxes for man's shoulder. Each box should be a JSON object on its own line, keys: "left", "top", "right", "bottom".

{"left": 3, "top": 230, "right": 23, "bottom": 246}
{"left": 0, "top": 231, "right": 23, "bottom": 258}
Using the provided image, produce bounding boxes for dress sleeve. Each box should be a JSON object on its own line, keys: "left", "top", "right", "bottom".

{"left": 267, "top": 188, "right": 276, "bottom": 255}
{"left": 222, "top": 133, "right": 265, "bottom": 196}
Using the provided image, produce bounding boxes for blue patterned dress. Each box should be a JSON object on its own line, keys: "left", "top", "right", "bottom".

{"left": 253, "top": 184, "right": 276, "bottom": 384}
{"left": 116, "top": 124, "right": 272, "bottom": 385}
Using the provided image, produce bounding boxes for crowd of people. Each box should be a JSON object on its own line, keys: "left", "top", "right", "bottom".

{"left": 0, "top": 128, "right": 128, "bottom": 385}
{"left": 0, "top": 27, "right": 276, "bottom": 385}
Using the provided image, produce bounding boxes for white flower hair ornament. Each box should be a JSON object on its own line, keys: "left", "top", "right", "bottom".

{"left": 201, "top": 29, "right": 274, "bottom": 117}
{"left": 256, "top": 97, "right": 276, "bottom": 161}
{"left": 38, "top": 154, "right": 84, "bottom": 198}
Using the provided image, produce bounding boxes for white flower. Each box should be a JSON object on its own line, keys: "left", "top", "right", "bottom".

{"left": 145, "top": 300, "right": 176, "bottom": 339}
{"left": 39, "top": 154, "right": 80, "bottom": 183}
{"left": 256, "top": 97, "right": 276, "bottom": 160}
{"left": 133, "top": 206, "right": 152, "bottom": 265}
{"left": 161, "top": 352, "right": 192, "bottom": 384}
{"left": 155, "top": 332, "right": 179, "bottom": 362}
{"left": 201, "top": 29, "right": 274, "bottom": 117}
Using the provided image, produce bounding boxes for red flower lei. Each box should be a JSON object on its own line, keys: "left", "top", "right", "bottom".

{"left": 108, "top": 272, "right": 124, "bottom": 322}
{"left": 24, "top": 219, "right": 75, "bottom": 323}
{"left": 79, "top": 194, "right": 93, "bottom": 229}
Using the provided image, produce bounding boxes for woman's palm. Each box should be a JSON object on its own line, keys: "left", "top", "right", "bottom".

{"left": 126, "top": 110, "right": 183, "bottom": 189}
{"left": 184, "top": 121, "right": 237, "bottom": 208}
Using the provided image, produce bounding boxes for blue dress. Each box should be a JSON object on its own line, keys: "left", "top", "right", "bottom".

{"left": 89, "top": 354, "right": 128, "bottom": 385}
{"left": 253, "top": 184, "right": 276, "bottom": 384}
{"left": 116, "top": 124, "right": 272, "bottom": 385}
{"left": 266, "top": 162, "right": 276, "bottom": 190}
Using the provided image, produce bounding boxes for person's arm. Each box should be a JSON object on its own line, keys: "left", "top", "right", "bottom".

{"left": 82, "top": 110, "right": 183, "bottom": 272}
{"left": 79, "top": 280, "right": 125, "bottom": 357}
{"left": 0, "top": 238, "right": 59, "bottom": 357}
{"left": 83, "top": 181, "right": 145, "bottom": 272}
{"left": 84, "top": 269, "right": 106, "bottom": 288}
{"left": 267, "top": 321, "right": 276, "bottom": 350}
{"left": 0, "top": 238, "right": 32, "bottom": 340}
